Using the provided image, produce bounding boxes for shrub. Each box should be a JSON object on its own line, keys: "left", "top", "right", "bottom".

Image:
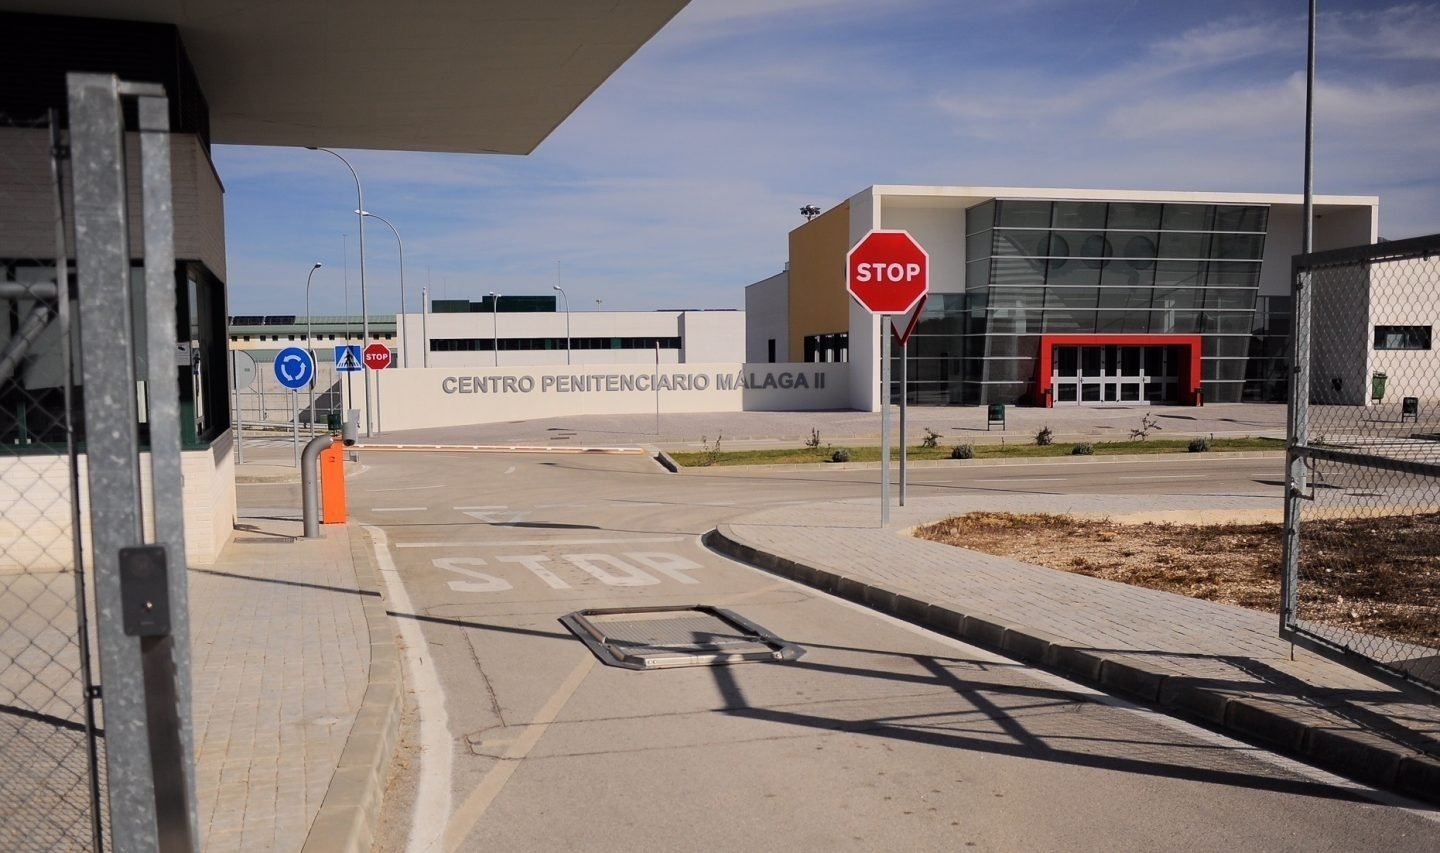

{"left": 1072, "top": 442, "right": 1094, "bottom": 456}
{"left": 1188, "top": 437, "right": 1210, "bottom": 453}
{"left": 1035, "top": 426, "right": 1054, "bottom": 446}
{"left": 921, "top": 427, "right": 942, "bottom": 449}
{"left": 830, "top": 448, "right": 851, "bottom": 463}
{"left": 950, "top": 444, "right": 975, "bottom": 460}
{"left": 805, "top": 428, "right": 822, "bottom": 452}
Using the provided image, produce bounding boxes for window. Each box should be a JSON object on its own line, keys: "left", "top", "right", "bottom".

{"left": 1374, "top": 325, "right": 1432, "bottom": 350}
{"left": 767, "top": 339, "right": 776, "bottom": 363}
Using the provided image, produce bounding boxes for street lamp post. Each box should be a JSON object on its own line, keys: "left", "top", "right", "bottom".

{"left": 308, "top": 146, "right": 372, "bottom": 437}
{"left": 304, "top": 262, "right": 322, "bottom": 434}
{"left": 489, "top": 291, "right": 500, "bottom": 366}
{"left": 359, "top": 210, "right": 407, "bottom": 367}
{"left": 552, "top": 284, "right": 570, "bottom": 365}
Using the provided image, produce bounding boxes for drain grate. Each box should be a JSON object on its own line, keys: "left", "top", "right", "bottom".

{"left": 560, "top": 605, "right": 804, "bottom": 670}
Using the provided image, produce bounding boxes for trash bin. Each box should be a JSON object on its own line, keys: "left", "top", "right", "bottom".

{"left": 326, "top": 411, "right": 343, "bottom": 432}
{"left": 1371, "top": 372, "right": 1388, "bottom": 402}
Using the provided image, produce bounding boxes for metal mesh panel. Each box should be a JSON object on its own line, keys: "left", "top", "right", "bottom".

{"left": 0, "top": 116, "right": 106, "bottom": 850}
{"left": 1285, "top": 235, "right": 1440, "bottom": 691}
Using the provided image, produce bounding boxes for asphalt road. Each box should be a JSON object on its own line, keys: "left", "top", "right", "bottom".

{"left": 242, "top": 453, "right": 1438, "bottom": 851}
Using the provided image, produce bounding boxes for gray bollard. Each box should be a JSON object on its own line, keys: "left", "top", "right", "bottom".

{"left": 301, "top": 434, "right": 336, "bottom": 538}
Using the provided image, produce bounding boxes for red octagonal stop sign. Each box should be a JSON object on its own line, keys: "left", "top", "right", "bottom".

{"left": 363, "top": 342, "right": 392, "bottom": 370}
{"left": 847, "top": 229, "right": 929, "bottom": 315}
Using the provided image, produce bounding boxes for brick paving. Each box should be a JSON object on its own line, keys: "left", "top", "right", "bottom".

{"left": 717, "top": 491, "right": 1440, "bottom": 802}
{"left": 188, "top": 518, "right": 370, "bottom": 851}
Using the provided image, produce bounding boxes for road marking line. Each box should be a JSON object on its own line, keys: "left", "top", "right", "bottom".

{"left": 504, "top": 466, "right": 516, "bottom": 474}
{"left": 972, "top": 477, "right": 1068, "bottom": 483}
{"left": 395, "top": 536, "right": 686, "bottom": 548}
{"left": 372, "top": 506, "right": 428, "bottom": 512}
{"left": 442, "top": 654, "right": 596, "bottom": 851}
{"left": 363, "top": 525, "right": 453, "bottom": 853}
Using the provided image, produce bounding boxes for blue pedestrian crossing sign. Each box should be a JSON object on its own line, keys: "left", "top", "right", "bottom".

{"left": 335, "top": 344, "right": 363, "bottom": 373}
{"left": 274, "top": 346, "right": 315, "bottom": 390}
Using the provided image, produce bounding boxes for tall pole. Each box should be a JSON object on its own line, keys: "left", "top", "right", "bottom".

{"left": 422, "top": 285, "right": 430, "bottom": 368}
{"left": 304, "top": 262, "right": 322, "bottom": 435}
{"left": 880, "top": 315, "right": 891, "bottom": 526}
{"left": 899, "top": 330, "right": 908, "bottom": 506}
{"left": 309, "top": 146, "right": 371, "bottom": 436}
{"left": 1303, "top": 0, "right": 1316, "bottom": 256}
{"left": 361, "top": 210, "right": 407, "bottom": 366}
{"left": 553, "top": 283, "right": 571, "bottom": 364}
{"left": 490, "top": 291, "right": 500, "bottom": 366}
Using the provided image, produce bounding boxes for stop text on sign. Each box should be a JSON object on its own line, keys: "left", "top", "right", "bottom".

{"left": 853, "top": 262, "right": 923, "bottom": 283}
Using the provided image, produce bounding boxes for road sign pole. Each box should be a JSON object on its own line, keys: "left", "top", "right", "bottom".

{"left": 292, "top": 390, "right": 300, "bottom": 467}
{"left": 881, "top": 314, "right": 891, "bottom": 527}
{"left": 232, "top": 351, "right": 243, "bottom": 465}
{"left": 900, "top": 335, "right": 907, "bottom": 507}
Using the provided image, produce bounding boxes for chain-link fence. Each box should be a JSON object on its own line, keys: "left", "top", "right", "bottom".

{"left": 1, "top": 115, "right": 107, "bottom": 851}
{"left": 1284, "top": 234, "right": 1440, "bottom": 692}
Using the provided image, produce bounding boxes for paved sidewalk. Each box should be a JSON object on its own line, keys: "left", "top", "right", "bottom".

{"left": 711, "top": 492, "right": 1440, "bottom": 806}
{"left": 189, "top": 512, "right": 397, "bottom": 851}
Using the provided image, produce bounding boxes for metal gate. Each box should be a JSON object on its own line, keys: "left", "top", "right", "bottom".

{"left": 1283, "top": 233, "right": 1440, "bottom": 692}
{"left": 2, "top": 75, "right": 199, "bottom": 850}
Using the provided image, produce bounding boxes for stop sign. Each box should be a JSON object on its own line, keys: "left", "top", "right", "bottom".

{"left": 363, "top": 342, "right": 392, "bottom": 370}
{"left": 847, "top": 229, "right": 929, "bottom": 315}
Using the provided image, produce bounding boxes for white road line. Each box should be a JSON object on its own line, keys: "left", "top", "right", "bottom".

{"left": 395, "top": 536, "right": 687, "bottom": 549}
{"left": 503, "top": 466, "right": 516, "bottom": 475}
{"left": 362, "top": 525, "right": 453, "bottom": 853}
{"left": 1117, "top": 474, "right": 1209, "bottom": 481}
{"left": 972, "top": 477, "right": 1068, "bottom": 483}
{"left": 372, "top": 506, "right": 429, "bottom": 512}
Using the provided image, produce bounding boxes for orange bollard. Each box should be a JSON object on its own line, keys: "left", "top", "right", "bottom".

{"left": 320, "top": 441, "right": 347, "bottom": 524}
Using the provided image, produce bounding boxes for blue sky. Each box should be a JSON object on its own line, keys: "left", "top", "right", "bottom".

{"left": 216, "top": 0, "right": 1440, "bottom": 316}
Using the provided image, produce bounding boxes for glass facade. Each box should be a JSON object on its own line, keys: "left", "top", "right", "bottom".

{"left": 893, "top": 200, "right": 1269, "bottom": 405}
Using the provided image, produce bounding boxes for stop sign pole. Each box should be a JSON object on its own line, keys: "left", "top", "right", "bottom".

{"left": 364, "top": 343, "right": 390, "bottom": 433}
{"left": 847, "top": 230, "right": 929, "bottom": 526}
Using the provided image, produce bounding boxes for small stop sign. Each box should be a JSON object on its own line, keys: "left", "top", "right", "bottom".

{"left": 363, "top": 342, "right": 392, "bottom": 370}
{"left": 847, "top": 230, "right": 929, "bottom": 315}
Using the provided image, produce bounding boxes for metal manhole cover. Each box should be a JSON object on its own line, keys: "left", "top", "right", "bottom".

{"left": 560, "top": 605, "right": 804, "bottom": 670}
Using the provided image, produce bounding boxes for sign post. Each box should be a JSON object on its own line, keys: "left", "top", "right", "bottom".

{"left": 364, "top": 343, "right": 390, "bottom": 433}
{"left": 847, "top": 230, "right": 929, "bottom": 526}
{"left": 891, "top": 294, "right": 928, "bottom": 507}
{"left": 274, "top": 346, "right": 315, "bottom": 467}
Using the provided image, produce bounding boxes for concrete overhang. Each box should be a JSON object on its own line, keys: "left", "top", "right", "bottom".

{"left": 5, "top": 0, "right": 688, "bottom": 153}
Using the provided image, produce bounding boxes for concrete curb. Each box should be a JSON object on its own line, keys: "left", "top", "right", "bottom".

{"left": 678, "top": 449, "right": 1285, "bottom": 474}
{"left": 300, "top": 527, "right": 404, "bottom": 853}
{"left": 703, "top": 526, "right": 1440, "bottom": 808}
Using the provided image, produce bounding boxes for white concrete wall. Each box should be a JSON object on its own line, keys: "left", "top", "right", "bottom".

{"left": 745, "top": 271, "right": 789, "bottom": 362}
{"left": 1368, "top": 256, "right": 1440, "bottom": 402}
{"left": 847, "top": 189, "right": 880, "bottom": 411}
{"left": 0, "top": 446, "right": 232, "bottom": 572}
{"left": 362, "top": 363, "right": 850, "bottom": 432}
{"left": 880, "top": 202, "right": 969, "bottom": 296}
{"left": 679, "top": 311, "right": 745, "bottom": 363}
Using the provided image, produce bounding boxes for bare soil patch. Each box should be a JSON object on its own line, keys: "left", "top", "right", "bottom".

{"left": 912, "top": 512, "right": 1440, "bottom": 650}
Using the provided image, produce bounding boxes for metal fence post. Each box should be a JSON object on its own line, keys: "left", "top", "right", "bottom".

{"left": 1280, "top": 258, "right": 1312, "bottom": 637}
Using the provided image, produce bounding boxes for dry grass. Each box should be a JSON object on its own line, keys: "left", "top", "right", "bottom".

{"left": 912, "top": 512, "right": 1440, "bottom": 650}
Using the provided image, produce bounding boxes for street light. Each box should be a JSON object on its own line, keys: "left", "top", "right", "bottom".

{"left": 358, "top": 210, "right": 407, "bottom": 367}
{"left": 552, "top": 284, "right": 570, "bottom": 365}
{"left": 304, "top": 262, "right": 323, "bottom": 434}
{"left": 489, "top": 291, "right": 500, "bottom": 366}
{"left": 307, "top": 146, "right": 372, "bottom": 437}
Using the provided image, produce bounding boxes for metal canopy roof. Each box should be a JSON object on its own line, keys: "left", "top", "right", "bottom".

{"left": 8, "top": 0, "right": 688, "bottom": 153}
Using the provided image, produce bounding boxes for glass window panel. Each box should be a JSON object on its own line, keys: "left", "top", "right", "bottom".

{"left": 1144, "top": 346, "right": 1164, "bottom": 376}
{"left": 989, "top": 286, "right": 1046, "bottom": 310}
{"left": 1056, "top": 347, "right": 1078, "bottom": 376}
{"left": 1157, "top": 231, "right": 1209, "bottom": 259}
{"left": 1046, "top": 287, "right": 1099, "bottom": 310}
{"left": 1105, "top": 202, "right": 1162, "bottom": 230}
{"left": 1047, "top": 258, "right": 1099, "bottom": 287}
{"left": 1205, "top": 288, "right": 1258, "bottom": 310}
{"left": 996, "top": 200, "right": 1051, "bottom": 228}
{"left": 1050, "top": 231, "right": 1109, "bottom": 258}
{"left": 1211, "top": 335, "right": 1252, "bottom": 358}
{"left": 1052, "top": 201, "right": 1106, "bottom": 229}
{"left": 1162, "top": 203, "right": 1213, "bottom": 232}
{"left": 966, "top": 200, "right": 995, "bottom": 232}
{"left": 1211, "top": 234, "right": 1265, "bottom": 260}
{"left": 1208, "top": 261, "right": 1260, "bottom": 287}
{"left": 1115, "top": 233, "right": 1158, "bottom": 262}
{"left": 966, "top": 229, "right": 993, "bottom": 261}
{"left": 992, "top": 229, "right": 1049, "bottom": 257}
{"left": 1154, "top": 260, "right": 1206, "bottom": 286}
{"left": 1151, "top": 309, "right": 1203, "bottom": 333}
{"left": 1043, "top": 310, "right": 1097, "bottom": 333}
{"left": 1095, "top": 310, "right": 1150, "bottom": 333}
{"left": 990, "top": 257, "right": 1046, "bottom": 287}
{"left": 1097, "top": 287, "right": 1153, "bottom": 309}
{"left": 1101, "top": 258, "right": 1155, "bottom": 287}
{"left": 1215, "top": 313, "right": 1256, "bottom": 334}
{"left": 1212, "top": 205, "right": 1267, "bottom": 232}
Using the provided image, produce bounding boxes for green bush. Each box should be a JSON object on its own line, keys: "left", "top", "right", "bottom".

{"left": 830, "top": 448, "right": 851, "bottom": 463}
{"left": 1071, "top": 442, "right": 1094, "bottom": 456}
{"left": 1188, "top": 437, "right": 1210, "bottom": 453}
{"left": 921, "top": 427, "right": 942, "bottom": 449}
{"left": 1036, "top": 426, "right": 1054, "bottom": 446}
{"left": 950, "top": 444, "right": 975, "bottom": 460}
